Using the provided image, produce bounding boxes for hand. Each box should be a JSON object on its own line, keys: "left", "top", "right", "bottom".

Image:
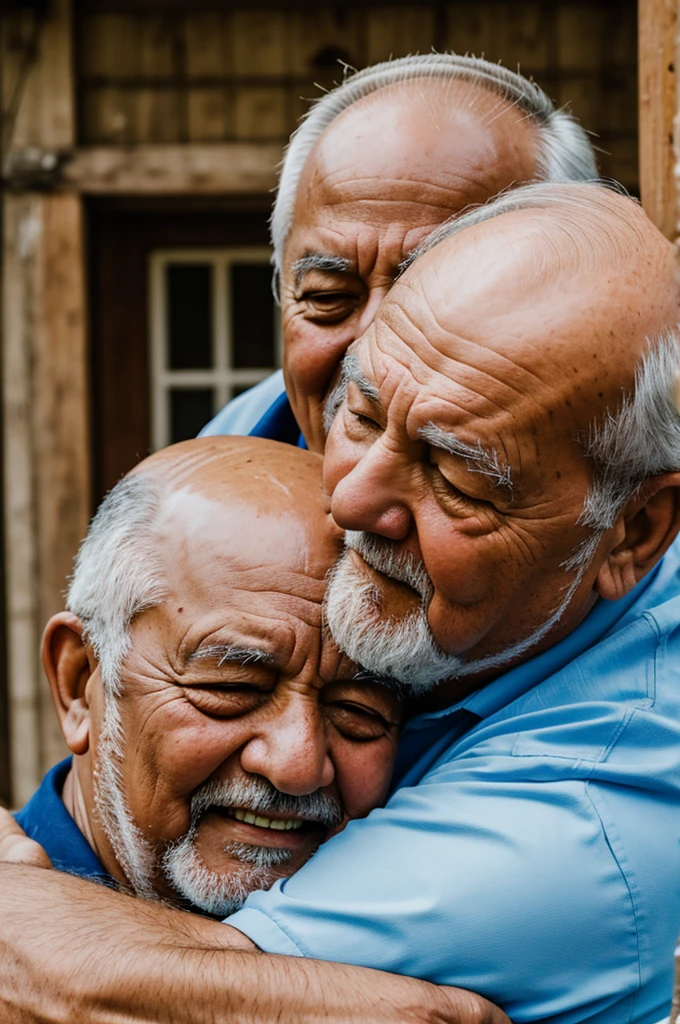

{"left": 0, "top": 807, "right": 52, "bottom": 869}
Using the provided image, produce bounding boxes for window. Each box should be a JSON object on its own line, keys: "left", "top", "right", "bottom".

{"left": 149, "top": 248, "right": 280, "bottom": 449}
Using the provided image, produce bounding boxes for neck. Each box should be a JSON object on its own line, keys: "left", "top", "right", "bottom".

{"left": 62, "top": 760, "right": 120, "bottom": 879}
{"left": 62, "top": 764, "right": 97, "bottom": 848}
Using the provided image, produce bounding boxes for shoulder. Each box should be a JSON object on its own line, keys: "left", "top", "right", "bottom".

{"left": 199, "top": 371, "right": 286, "bottom": 437}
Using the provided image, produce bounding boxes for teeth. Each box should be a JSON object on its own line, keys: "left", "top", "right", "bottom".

{"left": 231, "top": 808, "right": 303, "bottom": 831}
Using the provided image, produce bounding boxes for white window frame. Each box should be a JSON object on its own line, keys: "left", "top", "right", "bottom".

{"left": 149, "top": 247, "right": 281, "bottom": 451}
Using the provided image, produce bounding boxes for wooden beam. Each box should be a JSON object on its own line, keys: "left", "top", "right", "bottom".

{"left": 1, "top": 0, "right": 86, "bottom": 805}
{"left": 60, "top": 143, "right": 280, "bottom": 195}
{"left": 2, "top": 192, "right": 90, "bottom": 807}
{"left": 638, "top": 0, "right": 679, "bottom": 239}
{"left": 2, "top": 194, "right": 42, "bottom": 807}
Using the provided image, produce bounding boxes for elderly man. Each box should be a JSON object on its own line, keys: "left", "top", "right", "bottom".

{"left": 201, "top": 53, "right": 597, "bottom": 452}
{"left": 14, "top": 437, "right": 401, "bottom": 914}
{"left": 2, "top": 183, "right": 678, "bottom": 1024}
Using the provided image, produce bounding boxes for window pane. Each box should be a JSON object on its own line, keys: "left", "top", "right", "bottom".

{"left": 169, "top": 388, "right": 214, "bottom": 443}
{"left": 230, "top": 263, "right": 275, "bottom": 368}
{"left": 167, "top": 264, "right": 213, "bottom": 369}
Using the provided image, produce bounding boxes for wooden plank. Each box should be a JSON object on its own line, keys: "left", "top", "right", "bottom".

{"left": 233, "top": 87, "right": 287, "bottom": 140}
{"left": 60, "top": 143, "right": 281, "bottom": 194}
{"left": 365, "top": 6, "right": 436, "bottom": 64}
{"left": 32, "top": 195, "right": 91, "bottom": 776}
{"left": 1, "top": 193, "right": 89, "bottom": 804}
{"left": 231, "top": 10, "right": 286, "bottom": 79}
{"left": 188, "top": 89, "right": 229, "bottom": 142}
{"left": 2, "top": 194, "right": 43, "bottom": 807}
{"left": 638, "top": 0, "right": 678, "bottom": 238}
{"left": 3, "top": 0, "right": 75, "bottom": 154}
{"left": 2, "top": 0, "right": 82, "bottom": 804}
{"left": 79, "top": 13, "right": 137, "bottom": 79}
{"left": 186, "top": 12, "right": 228, "bottom": 79}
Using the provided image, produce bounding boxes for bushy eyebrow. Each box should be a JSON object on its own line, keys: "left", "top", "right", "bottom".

{"left": 324, "top": 352, "right": 381, "bottom": 435}
{"left": 419, "top": 422, "right": 513, "bottom": 493}
{"left": 342, "top": 352, "right": 380, "bottom": 402}
{"left": 187, "top": 645, "right": 276, "bottom": 668}
{"left": 292, "top": 253, "right": 352, "bottom": 289}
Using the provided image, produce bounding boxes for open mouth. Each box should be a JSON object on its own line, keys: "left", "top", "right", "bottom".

{"left": 226, "top": 808, "right": 305, "bottom": 832}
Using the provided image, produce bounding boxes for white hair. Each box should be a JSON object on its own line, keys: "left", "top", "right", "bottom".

{"left": 581, "top": 330, "right": 680, "bottom": 531}
{"left": 271, "top": 52, "right": 598, "bottom": 276}
{"left": 66, "top": 474, "right": 167, "bottom": 694}
{"left": 326, "top": 528, "right": 593, "bottom": 692}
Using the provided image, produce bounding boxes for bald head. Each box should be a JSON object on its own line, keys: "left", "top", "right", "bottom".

{"left": 67, "top": 437, "right": 335, "bottom": 690}
{"left": 399, "top": 184, "right": 680, "bottom": 415}
{"left": 272, "top": 52, "right": 598, "bottom": 270}
{"left": 295, "top": 78, "right": 538, "bottom": 246}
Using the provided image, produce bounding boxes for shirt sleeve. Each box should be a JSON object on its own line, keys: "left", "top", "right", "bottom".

{"left": 227, "top": 756, "right": 644, "bottom": 1024}
{"left": 198, "top": 370, "right": 286, "bottom": 437}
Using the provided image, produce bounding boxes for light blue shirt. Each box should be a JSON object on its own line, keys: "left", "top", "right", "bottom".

{"left": 200, "top": 372, "right": 286, "bottom": 438}
{"left": 229, "top": 540, "right": 680, "bottom": 1024}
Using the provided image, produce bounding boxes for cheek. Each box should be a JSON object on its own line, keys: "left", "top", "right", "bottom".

{"left": 282, "top": 310, "right": 354, "bottom": 399}
{"left": 334, "top": 740, "right": 397, "bottom": 819}
{"left": 121, "top": 714, "right": 244, "bottom": 839}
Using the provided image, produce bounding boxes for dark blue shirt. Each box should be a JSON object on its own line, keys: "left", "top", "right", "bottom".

{"left": 200, "top": 371, "right": 307, "bottom": 448}
{"left": 15, "top": 757, "right": 112, "bottom": 883}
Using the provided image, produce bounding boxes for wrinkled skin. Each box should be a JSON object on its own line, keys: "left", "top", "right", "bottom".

{"left": 45, "top": 437, "right": 400, "bottom": 902}
{"left": 281, "top": 78, "right": 538, "bottom": 451}
{"left": 324, "top": 192, "right": 680, "bottom": 704}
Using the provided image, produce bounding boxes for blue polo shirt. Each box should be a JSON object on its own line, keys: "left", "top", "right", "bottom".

{"left": 228, "top": 540, "right": 680, "bottom": 1024}
{"left": 15, "top": 757, "right": 111, "bottom": 883}
{"left": 200, "top": 372, "right": 306, "bottom": 448}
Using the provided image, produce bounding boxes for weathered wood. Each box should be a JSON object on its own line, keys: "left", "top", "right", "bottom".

{"left": 638, "top": 0, "right": 679, "bottom": 238}
{"left": 60, "top": 143, "right": 280, "bottom": 194}
{"left": 4, "top": 0, "right": 75, "bottom": 154}
{"left": 2, "top": 0, "right": 83, "bottom": 805}
{"left": 2, "top": 192, "right": 89, "bottom": 806}
{"left": 2, "top": 194, "right": 43, "bottom": 807}
{"left": 365, "top": 6, "right": 436, "bottom": 64}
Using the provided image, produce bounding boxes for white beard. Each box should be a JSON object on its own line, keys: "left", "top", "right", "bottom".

{"left": 93, "top": 694, "right": 158, "bottom": 900}
{"left": 94, "top": 727, "right": 342, "bottom": 917}
{"left": 325, "top": 529, "right": 592, "bottom": 693}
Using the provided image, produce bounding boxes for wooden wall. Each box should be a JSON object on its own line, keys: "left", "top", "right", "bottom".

{"left": 75, "top": 0, "right": 639, "bottom": 190}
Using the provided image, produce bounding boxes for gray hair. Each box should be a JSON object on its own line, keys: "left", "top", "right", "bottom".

{"left": 582, "top": 330, "right": 680, "bottom": 530}
{"left": 66, "top": 474, "right": 167, "bottom": 693}
{"left": 401, "top": 180, "right": 680, "bottom": 557}
{"left": 271, "top": 53, "right": 598, "bottom": 276}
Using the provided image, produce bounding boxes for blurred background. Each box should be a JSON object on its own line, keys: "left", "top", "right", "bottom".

{"left": 0, "top": 0, "right": 650, "bottom": 805}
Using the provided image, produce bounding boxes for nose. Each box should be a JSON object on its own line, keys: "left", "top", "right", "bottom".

{"left": 331, "top": 437, "right": 413, "bottom": 541}
{"left": 239, "top": 698, "right": 335, "bottom": 796}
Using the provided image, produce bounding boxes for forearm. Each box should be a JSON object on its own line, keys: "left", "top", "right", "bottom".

{"left": 0, "top": 864, "right": 504, "bottom": 1024}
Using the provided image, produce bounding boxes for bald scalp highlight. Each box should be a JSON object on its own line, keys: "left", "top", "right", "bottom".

{"left": 271, "top": 53, "right": 598, "bottom": 280}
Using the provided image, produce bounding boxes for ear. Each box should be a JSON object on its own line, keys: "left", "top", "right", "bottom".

{"left": 595, "top": 473, "right": 680, "bottom": 601}
{"left": 41, "top": 613, "right": 93, "bottom": 756}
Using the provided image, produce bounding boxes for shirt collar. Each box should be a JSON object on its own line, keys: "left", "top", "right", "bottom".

{"left": 14, "top": 757, "right": 112, "bottom": 881}
{"left": 408, "top": 553, "right": 668, "bottom": 730}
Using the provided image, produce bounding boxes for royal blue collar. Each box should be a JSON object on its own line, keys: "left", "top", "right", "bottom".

{"left": 249, "top": 390, "right": 307, "bottom": 448}
{"left": 15, "top": 758, "right": 112, "bottom": 882}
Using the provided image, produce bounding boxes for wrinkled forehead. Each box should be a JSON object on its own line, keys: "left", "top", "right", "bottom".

{"left": 306, "top": 78, "right": 537, "bottom": 194}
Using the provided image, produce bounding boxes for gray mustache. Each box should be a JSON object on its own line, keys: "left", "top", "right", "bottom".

{"left": 344, "top": 530, "right": 434, "bottom": 603}
{"left": 190, "top": 776, "right": 344, "bottom": 831}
